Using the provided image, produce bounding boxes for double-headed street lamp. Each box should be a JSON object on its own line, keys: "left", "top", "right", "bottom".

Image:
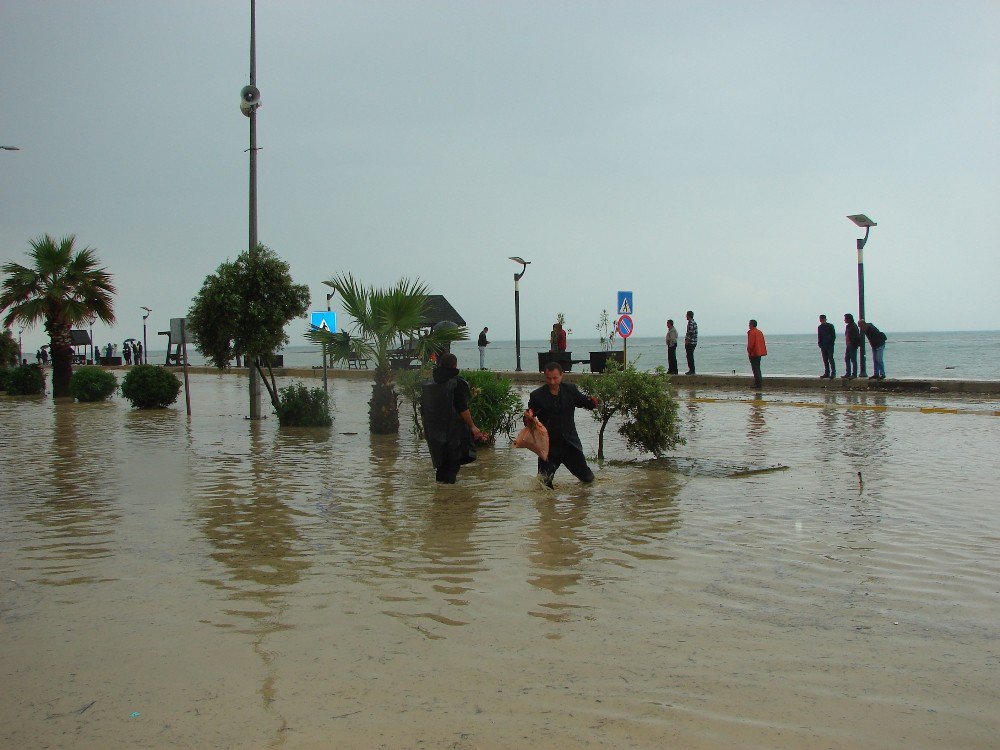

{"left": 141, "top": 307, "right": 152, "bottom": 364}
{"left": 847, "top": 214, "right": 876, "bottom": 377}
{"left": 509, "top": 256, "right": 530, "bottom": 371}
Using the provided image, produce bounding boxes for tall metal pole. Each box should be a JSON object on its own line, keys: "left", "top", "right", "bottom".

{"left": 857, "top": 235, "right": 867, "bottom": 377}
{"left": 247, "top": 0, "right": 262, "bottom": 419}
{"left": 510, "top": 257, "right": 529, "bottom": 372}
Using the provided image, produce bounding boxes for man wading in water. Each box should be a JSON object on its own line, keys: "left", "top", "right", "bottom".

{"left": 420, "top": 353, "right": 485, "bottom": 484}
{"left": 525, "top": 361, "right": 598, "bottom": 488}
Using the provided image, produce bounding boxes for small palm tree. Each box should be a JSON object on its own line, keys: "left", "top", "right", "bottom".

{"left": 1, "top": 235, "right": 116, "bottom": 398}
{"left": 307, "top": 274, "right": 466, "bottom": 434}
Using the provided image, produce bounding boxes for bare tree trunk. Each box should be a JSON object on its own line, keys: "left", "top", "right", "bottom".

{"left": 47, "top": 322, "right": 73, "bottom": 399}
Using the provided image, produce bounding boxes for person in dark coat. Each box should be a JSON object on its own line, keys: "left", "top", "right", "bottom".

{"left": 859, "top": 320, "right": 887, "bottom": 379}
{"left": 420, "top": 353, "right": 484, "bottom": 484}
{"left": 525, "top": 361, "right": 598, "bottom": 488}
{"left": 843, "top": 313, "right": 862, "bottom": 379}
{"left": 817, "top": 314, "right": 836, "bottom": 378}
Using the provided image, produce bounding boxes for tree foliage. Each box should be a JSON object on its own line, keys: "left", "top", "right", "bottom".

{"left": 464, "top": 370, "right": 523, "bottom": 443}
{"left": 1, "top": 328, "right": 19, "bottom": 367}
{"left": 306, "top": 274, "right": 466, "bottom": 434}
{"left": 186, "top": 244, "right": 310, "bottom": 414}
{"left": 1, "top": 235, "right": 116, "bottom": 398}
{"left": 578, "top": 360, "right": 685, "bottom": 460}
{"left": 5, "top": 363, "right": 46, "bottom": 396}
{"left": 275, "top": 382, "right": 332, "bottom": 427}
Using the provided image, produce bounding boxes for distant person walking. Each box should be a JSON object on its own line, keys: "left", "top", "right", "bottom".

{"left": 817, "top": 314, "right": 836, "bottom": 378}
{"left": 549, "top": 323, "right": 560, "bottom": 352}
{"left": 843, "top": 313, "right": 862, "bottom": 379}
{"left": 859, "top": 320, "right": 887, "bottom": 380}
{"left": 665, "top": 319, "right": 679, "bottom": 374}
{"left": 123, "top": 341, "right": 132, "bottom": 365}
{"left": 684, "top": 310, "right": 698, "bottom": 374}
{"left": 747, "top": 319, "right": 767, "bottom": 389}
{"left": 420, "top": 352, "right": 485, "bottom": 484}
{"left": 477, "top": 326, "right": 490, "bottom": 370}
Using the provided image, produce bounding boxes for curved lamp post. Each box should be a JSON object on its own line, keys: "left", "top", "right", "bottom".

{"left": 508, "top": 256, "right": 530, "bottom": 371}
{"left": 322, "top": 290, "right": 335, "bottom": 393}
{"left": 141, "top": 307, "right": 152, "bottom": 364}
{"left": 847, "top": 214, "right": 876, "bottom": 377}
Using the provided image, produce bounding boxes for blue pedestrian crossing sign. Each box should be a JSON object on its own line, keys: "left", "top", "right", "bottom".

{"left": 617, "top": 291, "right": 633, "bottom": 316}
{"left": 310, "top": 311, "right": 337, "bottom": 331}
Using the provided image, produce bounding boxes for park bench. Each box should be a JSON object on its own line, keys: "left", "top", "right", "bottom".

{"left": 347, "top": 354, "right": 369, "bottom": 370}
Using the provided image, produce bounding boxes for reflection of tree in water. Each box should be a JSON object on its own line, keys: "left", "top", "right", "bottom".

{"left": 24, "top": 403, "right": 121, "bottom": 587}
{"left": 195, "top": 422, "right": 312, "bottom": 741}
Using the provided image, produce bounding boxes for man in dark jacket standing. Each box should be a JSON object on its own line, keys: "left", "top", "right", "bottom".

{"left": 477, "top": 326, "right": 490, "bottom": 370}
{"left": 526, "top": 361, "right": 598, "bottom": 488}
{"left": 817, "top": 314, "right": 837, "bottom": 378}
{"left": 421, "top": 353, "right": 484, "bottom": 483}
{"left": 843, "top": 313, "right": 862, "bottom": 379}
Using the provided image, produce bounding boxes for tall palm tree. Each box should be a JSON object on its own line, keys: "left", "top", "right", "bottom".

{"left": 307, "top": 274, "right": 466, "bottom": 434}
{"left": 1, "top": 235, "right": 116, "bottom": 398}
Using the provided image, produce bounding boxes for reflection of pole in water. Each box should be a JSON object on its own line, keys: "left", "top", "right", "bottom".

{"left": 858, "top": 471, "right": 864, "bottom": 493}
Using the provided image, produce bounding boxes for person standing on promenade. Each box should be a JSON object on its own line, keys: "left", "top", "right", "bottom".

{"left": 747, "top": 319, "right": 767, "bottom": 389}
{"left": 420, "top": 352, "right": 485, "bottom": 484}
{"left": 549, "top": 323, "right": 560, "bottom": 352}
{"left": 684, "top": 310, "right": 698, "bottom": 374}
{"left": 665, "top": 319, "right": 679, "bottom": 374}
{"left": 818, "top": 314, "right": 836, "bottom": 378}
{"left": 843, "top": 313, "right": 862, "bottom": 379}
{"left": 859, "top": 320, "right": 887, "bottom": 379}
{"left": 557, "top": 323, "right": 567, "bottom": 352}
{"left": 477, "top": 326, "right": 490, "bottom": 370}
{"left": 526, "top": 361, "right": 598, "bottom": 488}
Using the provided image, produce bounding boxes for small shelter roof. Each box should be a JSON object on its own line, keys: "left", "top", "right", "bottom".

{"left": 422, "top": 295, "right": 466, "bottom": 327}
{"left": 70, "top": 330, "right": 92, "bottom": 346}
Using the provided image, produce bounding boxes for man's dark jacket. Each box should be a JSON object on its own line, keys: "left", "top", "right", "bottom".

{"left": 863, "top": 323, "right": 887, "bottom": 349}
{"left": 527, "top": 382, "right": 595, "bottom": 453}
{"left": 818, "top": 321, "right": 836, "bottom": 348}
{"left": 420, "top": 367, "right": 474, "bottom": 468}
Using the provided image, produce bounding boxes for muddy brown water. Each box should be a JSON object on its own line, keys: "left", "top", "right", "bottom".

{"left": 2, "top": 373, "right": 998, "bottom": 749}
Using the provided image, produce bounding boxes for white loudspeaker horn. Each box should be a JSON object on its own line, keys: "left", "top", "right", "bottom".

{"left": 240, "top": 85, "right": 261, "bottom": 117}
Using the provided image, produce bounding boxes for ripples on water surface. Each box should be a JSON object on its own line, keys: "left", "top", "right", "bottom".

{"left": 1, "top": 373, "right": 997, "bottom": 749}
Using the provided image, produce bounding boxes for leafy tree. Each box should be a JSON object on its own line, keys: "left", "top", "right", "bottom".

{"left": 186, "top": 244, "right": 310, "bottom": 415}
{"left": 121, "top": 364, "right": 181, "bottom": 408}
{"left": 578, "top": 360, "right": 685, "bottom": 460}
{"left": 68, "top": 366, "right": 118, "bottom": 402}
{"left": 306, "top": 274, "right": 466, "bottom": 434}
{"left": 1, "top": 328, "right": 19, "bottom": 367}
{"left": 1, "top": 235, "right": 116, "bottom": 399}
{"left": 464, "top": 370, "right": 523, "bottom": 443}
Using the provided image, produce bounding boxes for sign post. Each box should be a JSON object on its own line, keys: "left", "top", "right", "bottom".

{"left": 311, "top": 311, "right": 337, "bottom": 393}
{"left": 616, "top": 313, "right": 634, "bottom": 366}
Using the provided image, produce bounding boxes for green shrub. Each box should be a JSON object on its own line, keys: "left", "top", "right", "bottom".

{"left": 396, "top": 363, "right": 433, "bottom": 436}
{"left": 275, "top": 382, "right": 331, "bottom": 427}
{"left": 120, "top": 364, "right": 182, "bottom": 408}
{"left": 0, "top": 368, "right": 9, "bottom": 392}
{"left": 68, "top": 366, "right": 118, "bottom": 402}
{"left": 579, "top": 360, "right": 685, "bottom": 460}
{"left": 464, "top": 370, "right": 523, "bottom": 443}
{"left": 5, "top": 363, "right": 46, "bottom": 396}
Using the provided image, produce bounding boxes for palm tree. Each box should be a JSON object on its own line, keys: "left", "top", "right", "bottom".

{"left": 1, "top": 235, "right": 116, "bottom": 398}
{"left": 306, "top": 274, "right": 466, "bottom": 434}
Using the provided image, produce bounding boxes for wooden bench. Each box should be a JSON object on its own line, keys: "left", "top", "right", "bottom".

{"left": 347, "top": 354, "right": 369, "bottom": 370}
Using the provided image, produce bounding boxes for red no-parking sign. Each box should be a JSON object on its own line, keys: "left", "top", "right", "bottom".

{"left": 616, "top": 314, "right": 634, "bottom": 339}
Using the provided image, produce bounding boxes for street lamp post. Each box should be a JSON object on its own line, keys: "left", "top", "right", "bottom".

{"left": 141, "top": 307, "right": 152, "bottom": 364}
{"left": 18, "top": 325, "right": 25, "bottom": 364}
{"left": 508, "top": 256, "right": 530, "bottom": 371}
{"left": 322, "top": 291, "right": 334, "bottom": 393}
{"left": 847, "top": 214, "right": 876, "bottom": 377}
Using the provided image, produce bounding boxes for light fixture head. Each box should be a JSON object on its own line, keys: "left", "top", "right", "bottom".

{"left": 847, "top": 214, "right": 877, "bottom": 228}
{"left": 508, "top": 256, "right": 530, "bottom": 265}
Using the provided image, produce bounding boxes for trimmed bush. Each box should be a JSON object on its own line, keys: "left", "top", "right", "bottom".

{"left": 120, "top": 364, "right": 181, "bottom": 409}
{"left": 0, "top": 368, "right": 9, "bottom": 392}
{"left": 275, "top": 382, "right": 332, "bottom": 427}
{"left": 68, "top": 366, "right": 118, "bottom": 402}
{"left": 5, "top": 363, "right": 46, "bottom": 396}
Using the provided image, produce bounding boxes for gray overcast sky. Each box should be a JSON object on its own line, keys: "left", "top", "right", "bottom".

{"left": 3, "top": 1, "right": 998, "bottom": 353}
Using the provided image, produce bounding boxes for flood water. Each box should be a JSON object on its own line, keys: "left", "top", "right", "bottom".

{"left": 2, "top": 373, "right": 998, "bottom": 749}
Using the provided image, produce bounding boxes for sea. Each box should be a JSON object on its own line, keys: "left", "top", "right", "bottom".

{"left": 158, "top": 330, "right": 1000, "bottom": 381}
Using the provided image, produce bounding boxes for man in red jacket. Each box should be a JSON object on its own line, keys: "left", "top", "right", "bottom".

{"left": 747, "top": 319, "right": 767, "bottom": 389}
